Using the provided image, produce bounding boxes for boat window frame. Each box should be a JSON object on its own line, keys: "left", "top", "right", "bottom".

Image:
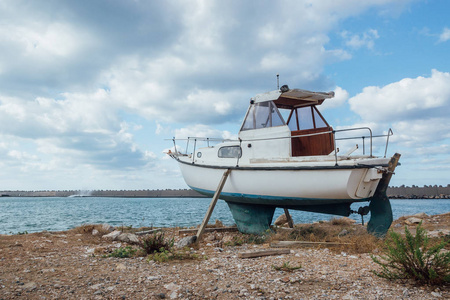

{"left": 218, "top": 145, "right": 242, "bottom": 158}
{"left": 285, "top": 105, "right": 329, "bottom": 131}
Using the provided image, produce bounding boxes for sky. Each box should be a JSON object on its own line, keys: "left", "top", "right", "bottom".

{"left": 0, "top": 0, "right": 449, "bottom": 191}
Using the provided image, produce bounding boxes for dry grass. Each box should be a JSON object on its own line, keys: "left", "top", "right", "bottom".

{"left": 271, "top": 222, "right": 383, "bottom": 254}
{"left": 330, "top": 217, "right": 356, "bottom": 226}
{"left": 70, "top": 224, "right": 111, "bottom": 236}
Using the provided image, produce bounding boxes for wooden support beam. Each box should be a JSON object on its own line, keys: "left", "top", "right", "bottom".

{"left": 196, "top": 169, "right": 231, "bottom": 240}
{"left": 178, "top": 226, "right": 238, "bottom": 236}
{"left": 238, "top": 249, "right": 290, "bottom": 259}
{"left": 283, "top": 208, "right": 294, "bottom": 228}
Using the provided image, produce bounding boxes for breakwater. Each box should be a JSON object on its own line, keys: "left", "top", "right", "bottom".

{"left": 0, "top": 189, "right": 206, "bottom": 198}
{"left": 0, "top": 185, "right": 449, "bottom": 199}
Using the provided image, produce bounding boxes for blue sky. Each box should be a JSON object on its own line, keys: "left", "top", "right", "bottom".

{"left": 0, "top": 0, "right": 449, "bottom": 190}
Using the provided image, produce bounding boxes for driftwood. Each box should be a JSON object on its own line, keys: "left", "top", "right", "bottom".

{"left": 270, "top": 241, "right": 353, "bottom": 248}
{"left": 238, "top": 249, "right": 290, "bottom": 259}
{"left": 178, "top": 226, "right": 238, "bottom": 236}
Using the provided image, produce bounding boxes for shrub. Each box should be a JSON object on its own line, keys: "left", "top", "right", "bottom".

{"left": 371, "top": 223, "right": 450, "bottom": 285}
{"left": 139, "top": 232, "right": 174, "bottom": 255}
{"left": 108, "top": 246, "right": 137, "bottom": 258}
{"left": 272, "top": 261, "right": 302, "bottom": 272}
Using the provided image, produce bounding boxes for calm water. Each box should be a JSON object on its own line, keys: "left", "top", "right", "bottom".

{"left": 0, "top": 197, "right": 449, "bottom": 234}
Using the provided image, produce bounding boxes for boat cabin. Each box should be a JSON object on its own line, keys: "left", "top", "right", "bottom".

{"left": 240, "top": 87, "right": 335, "bottom": 157}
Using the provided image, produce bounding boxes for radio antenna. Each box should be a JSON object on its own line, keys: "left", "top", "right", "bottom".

{"left": 277, "top": 73, "right": 279, "bottom": 90}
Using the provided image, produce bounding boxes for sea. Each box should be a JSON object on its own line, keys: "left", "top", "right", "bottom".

{"left": 0, "top": 197, "right": 449, "bottom": 234}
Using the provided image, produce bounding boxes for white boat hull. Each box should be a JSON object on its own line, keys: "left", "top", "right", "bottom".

{"left": 178, "top": 160, "right": 382, "bottom": 206}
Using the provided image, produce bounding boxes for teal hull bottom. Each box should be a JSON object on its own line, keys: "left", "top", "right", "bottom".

{"left": 192, "top": 185, "right": 394, "bottom": 237}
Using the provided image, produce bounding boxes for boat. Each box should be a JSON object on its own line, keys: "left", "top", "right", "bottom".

{"left": 168, "top": 85, "right": 400, "bottom": 236}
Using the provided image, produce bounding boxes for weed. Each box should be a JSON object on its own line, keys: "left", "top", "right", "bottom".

{"left": 288, "top": 226, "right": 328, "bottom": 241}
{"left": 273, "top": 261, "right": 302, "bottom": 272}
{"left": 108, "top": 246, "right": 137, "bottom": 258}
{"left": 139, "top": 232, "right": 174, "bottom": 255}
{"left": 224, "top": 233, "right": 268, "bottom": 246}
{"left": 371, "top": 223, "right": 450, "bottom": 285}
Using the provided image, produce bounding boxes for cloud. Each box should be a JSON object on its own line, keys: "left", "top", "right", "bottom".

{"left": 341, "top": 29, "right": 380, "bottom": 50}
{"left": 321, "top": 86, "right": 349, "bottom": 110}
{"left": 349, "top": 69, "right": 450, "bottom": 148}
{"left": 439, "top": 27, "right": 450, "bottom": 43}
{"left": 349, "top": 70, "right": 450, "bottom": 122}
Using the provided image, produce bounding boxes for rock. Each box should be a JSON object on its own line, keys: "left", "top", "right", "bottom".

{"left": 92, "top": 229, "right": 99, "bottom": 236}
{"left": 405, "top": 217, "right": 423, "bottom": 225}
{"left": 413, "top": 212, "right": 428, "bottom": 218}
{"left": 156, "top": 293, "right": 166, "bottom": 299}
{"left": 102, "top": 224, "right": 115, "bottom": 232}
{"left": 274, "top": 214, "right": 288, "bottom": 226}
{"left": 431, "top": 291, "right": 442, "bottom": 298}
{"left": 338, "top": 229, "right": 349, "bottom": 237}
{"left": 164, "top": 282, "right": 181, "bottom": 292}
{"left": 176, "top": 236, "right": 197, "bottom": 248}
{"left": 116, "top": 263, "right": 126, "bottom": 270}
{"left": 23, "top": 282, "right": 37, "bottom": 291}
{"left": 102, "top": 230, "right": 122, "bottom": 241}
{"left": 116, "top": 233, "right": 140, "bottom": 244}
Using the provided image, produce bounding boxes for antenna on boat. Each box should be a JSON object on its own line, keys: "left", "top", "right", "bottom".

{"left": 277, "top": 73, "right": 280, "bottom": 90}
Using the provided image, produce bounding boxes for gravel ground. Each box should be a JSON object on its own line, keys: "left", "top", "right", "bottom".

{"left": 0, "top": 216, "right": 449, "bottom": 300}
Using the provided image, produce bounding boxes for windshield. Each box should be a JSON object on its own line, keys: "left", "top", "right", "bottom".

{"left": 240, "top": 101, "right": 285, "bottom": 131}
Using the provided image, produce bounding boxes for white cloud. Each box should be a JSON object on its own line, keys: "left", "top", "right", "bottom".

{"left": 349, "top": 70, "right": 450, "bottom": 122}
{"left": 439, "top": 27, "right": 450, "bottom": 42}
{"left": 341, "top": 29, "right": 379, "bottom": 50}
{"left": 174, "top": 124, "right": 235, "bottom": 140}
{"left": 321, "top": 86, "right": 349, "bottom": 110}
{"left": 349, "top": 70, "right": 450, "bottom": 150}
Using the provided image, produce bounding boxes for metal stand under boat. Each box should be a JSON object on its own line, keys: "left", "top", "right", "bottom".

{"left": 367, "top": 153, "right": 401, "bottom": 237}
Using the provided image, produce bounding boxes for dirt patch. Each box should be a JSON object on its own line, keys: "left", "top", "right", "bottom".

{"left": 0, "top": 214, "right": 448, "bottom": 299}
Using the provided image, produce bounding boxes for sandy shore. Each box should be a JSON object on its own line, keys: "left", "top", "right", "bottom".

{"left": 0, "top": 214, "right": 449, "bottom": 299}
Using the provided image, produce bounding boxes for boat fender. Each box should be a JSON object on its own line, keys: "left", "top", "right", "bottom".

{"left": 280, "top": 85, "right": 289, "bottom": 93}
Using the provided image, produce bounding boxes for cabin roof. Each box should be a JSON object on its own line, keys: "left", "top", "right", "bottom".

{"left": 251, "top": 88, "right": 335, "bottom": 109}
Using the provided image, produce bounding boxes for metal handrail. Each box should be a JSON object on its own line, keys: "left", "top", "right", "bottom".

{"left": 171, "top": 127, "right": 394, "bottom": 159}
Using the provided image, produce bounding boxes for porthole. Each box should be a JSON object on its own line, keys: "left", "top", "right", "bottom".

{"left": 196, "top": 152, "right": 202, "bottom": 158}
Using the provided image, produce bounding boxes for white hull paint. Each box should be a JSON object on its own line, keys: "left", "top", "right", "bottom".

{"left": 177, "top": 159, "right": 384, "bottom": 204}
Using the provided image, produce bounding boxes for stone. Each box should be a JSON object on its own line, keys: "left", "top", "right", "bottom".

{"left": 413, "top": 212, "right": 428, "bottom": 218}
{"left": 338, "top": 229, "right": 349, "bottom": 237}
{"left": 102, "top": 224, "right": 115, "bottom": 232}
{"left": 405, "top": 217, "right": 423, "bottom": 225}
{"left": 274, "top": 214, "right": 288, "bottom": 226}
{"left": 176, "top": 236, "right": 197, "bottom": 248}
{"left": 102, "top": 230, "right": 122, "bottom": 241}
{"left": 23, "top": 282, "right": 37, "bottom": 291}
{"left": 116, "top": 233, "right": 140, "bottom": 244}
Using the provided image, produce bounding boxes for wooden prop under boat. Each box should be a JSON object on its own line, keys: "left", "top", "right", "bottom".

{"left": 168, "top": 86, "right": 400, "bottom": 237}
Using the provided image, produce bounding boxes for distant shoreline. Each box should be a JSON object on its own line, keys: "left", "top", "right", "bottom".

{"left": 1, "top": 185, "right": 450, "bottom": 199}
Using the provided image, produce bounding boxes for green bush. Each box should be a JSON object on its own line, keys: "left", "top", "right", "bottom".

{"left": 371, "top": 223, "right": 450, "bottom": 285}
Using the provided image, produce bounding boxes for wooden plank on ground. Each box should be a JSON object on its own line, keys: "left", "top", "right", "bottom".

{"left": 270, "top": 241, "right": 353, "bottom": 248}
{"left": 238, "top": 249, "right": 290, "bottom": 259}
{"left": 178, "top": 226, "right": 238, "bottom": 235}
{"left": 135, "top": 229, "right": 162, "bottom": 235}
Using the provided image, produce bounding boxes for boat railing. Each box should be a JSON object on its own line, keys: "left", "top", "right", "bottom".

{"left": 170, "top": 127, "right": 393, "bottom": 161}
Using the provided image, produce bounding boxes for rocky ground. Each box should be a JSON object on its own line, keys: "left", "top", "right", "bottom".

{"left": 0, "top": 213, "right": 449, "bottom": 300}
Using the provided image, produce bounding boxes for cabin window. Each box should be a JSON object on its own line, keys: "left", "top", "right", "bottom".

{"left": 286, "top": 106, "right": 329, "bottom": 131}
{"left": 241, "top": 101, "right": 285, "bottom": 131}
{"left": 218, "top": 146, "right": 242, "bottom": 158}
